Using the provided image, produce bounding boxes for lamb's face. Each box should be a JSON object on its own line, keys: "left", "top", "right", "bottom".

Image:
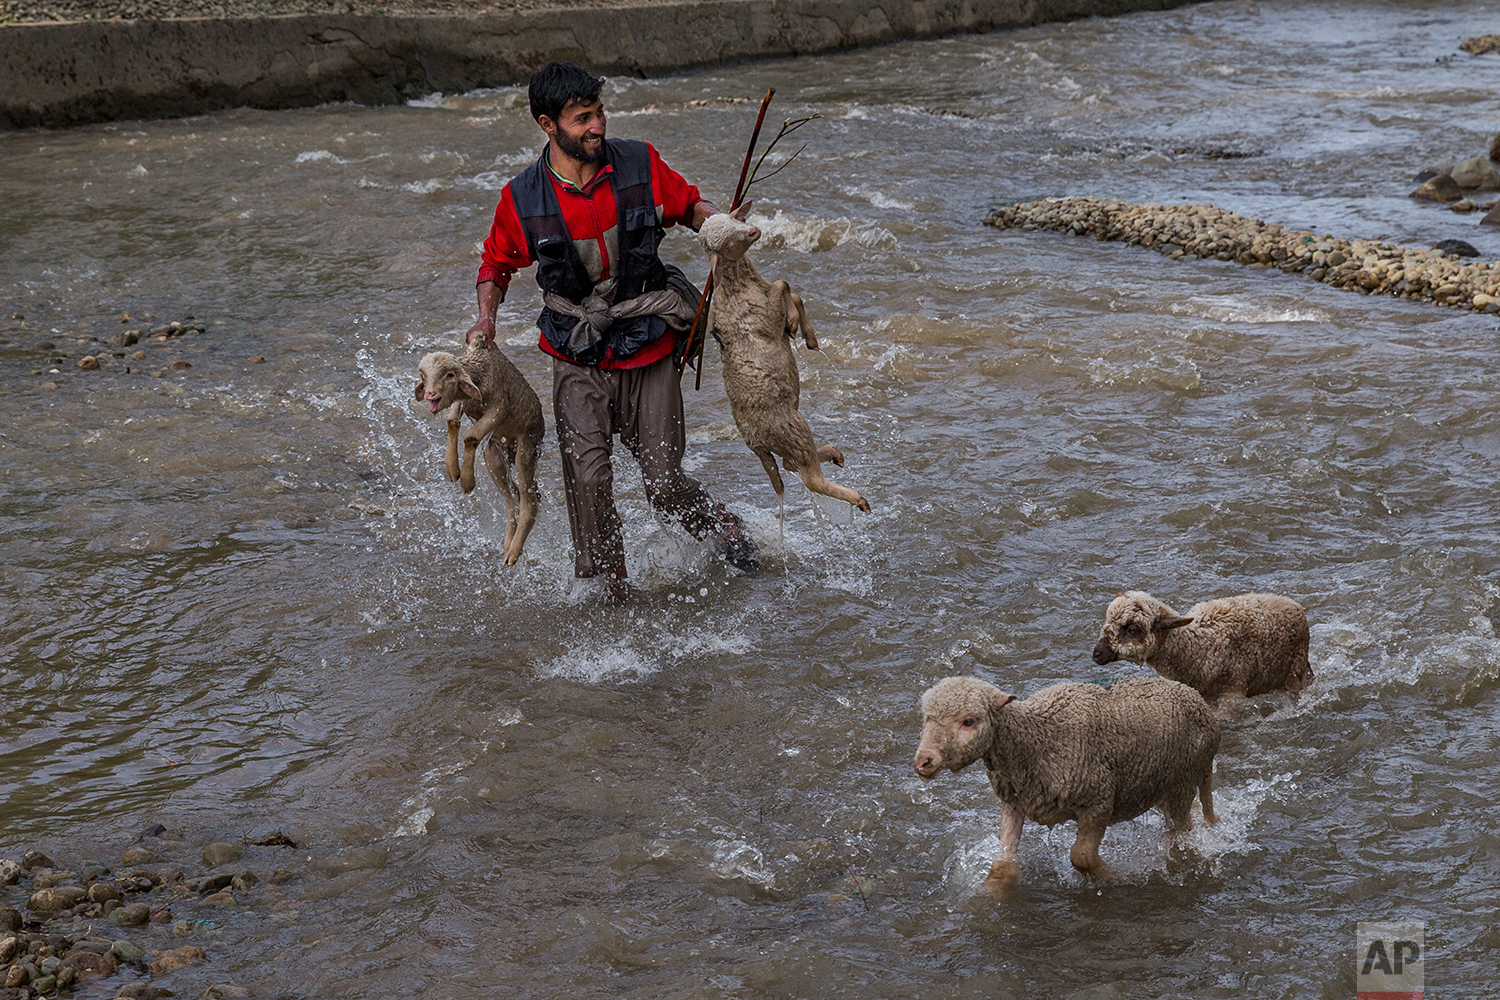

{"left": 1093, "top": 591, "right": 1187, "bottom": 665}
{"left": 415, "top": 352, "right": 474, "bottom": 414}
{"left": 698, "top": 213, "right": 761, "bottom": 263}
{"left": 914, "top": 677, "right": 1010, "bottom": 779}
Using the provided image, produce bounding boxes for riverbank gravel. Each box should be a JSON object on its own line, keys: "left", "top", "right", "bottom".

{"left": 0, "top": 0, "right": 644, "bottom": 24}
{"left": 986, "top": 197, "right": 1500, "bottom": 315}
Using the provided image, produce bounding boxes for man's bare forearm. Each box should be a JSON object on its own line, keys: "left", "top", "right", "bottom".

{"left": 467, "top": 281, "right": 503, "bottom": 345}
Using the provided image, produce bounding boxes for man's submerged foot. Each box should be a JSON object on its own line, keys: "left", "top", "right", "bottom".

{"left": 713, "top": 513, "right": 760, "bottom": 574}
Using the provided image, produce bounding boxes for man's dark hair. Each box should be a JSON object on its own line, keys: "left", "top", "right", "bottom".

{"left": 528, "top": 62, "right": 603, "bottom": 123}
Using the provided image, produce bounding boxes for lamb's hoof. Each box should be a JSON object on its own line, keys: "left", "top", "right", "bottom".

{"left": 853, "top": 497, "right": 871, "bottom": 514}
{"left": 1203, "top": 810, "right": 1220, "bottom": 825}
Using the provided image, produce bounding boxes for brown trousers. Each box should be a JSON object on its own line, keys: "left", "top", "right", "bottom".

{"left": 552, "top": 352, "right": 726, "bottom": 577}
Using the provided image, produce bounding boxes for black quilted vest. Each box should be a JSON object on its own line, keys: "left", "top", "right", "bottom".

{"left": 509, "top": 138, "right": 668, "bottom": 365}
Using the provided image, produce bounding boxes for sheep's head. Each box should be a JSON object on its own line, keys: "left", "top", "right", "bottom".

{"left": 1092, "top": 590, "right": 1194, "bottom": 666}
{"left": 914, "top": 677, "right": 1015, "bottom": 779}
{"left": 415, "top": 351, "right": 480, "bottom": 415}
{"left": 698, "top": 202, "right": 760, "bottom": 266}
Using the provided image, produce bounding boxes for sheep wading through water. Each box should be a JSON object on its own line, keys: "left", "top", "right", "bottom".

{"left": 697, "top": 206, "right": 870, "bottom": 515}
{"left": 1092, "top": 590, "right": 1313, "bottom": 705}
{"left": 415, "top": 342, "right": 545, "bottom": 565}
{"left": 914, "top": 675, "right": 1220, "bottom": 881}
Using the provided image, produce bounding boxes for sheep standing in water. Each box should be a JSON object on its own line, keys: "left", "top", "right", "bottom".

{"left": 914, "top": 675, "right": 1220, "bottom": 882}
{"left": 697, "top": 207, "right": 870, "bottom": 514}
{"left": 415, "top": 343, "right": 545, "bottom": 565}
{"left": 1092, "top": 590, "right": 1312, "bottom": 705}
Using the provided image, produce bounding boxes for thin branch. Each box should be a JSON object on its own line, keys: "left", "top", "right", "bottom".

{"left": 743, "top": 113, "right": 823, "bottom": 194}
{"left": 743, "top": 144, "right": 807, "bottom": 190}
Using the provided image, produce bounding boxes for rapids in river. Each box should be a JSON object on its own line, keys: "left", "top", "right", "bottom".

{"left": 2, "top": 0, "right": 1499, "bottom": 995}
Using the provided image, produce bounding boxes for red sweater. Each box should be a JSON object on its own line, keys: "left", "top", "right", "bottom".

{"left": 478, "top": 142, "right": 704, "bottom": 370}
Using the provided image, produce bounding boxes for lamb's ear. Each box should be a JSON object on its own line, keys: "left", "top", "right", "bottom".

{"left": 414, "top": 378, "right": 428, "bottom": 401}
{"left": 990, "top": 691, "right": 1017, "bottom": 713}
{"left": 730, "top": 200, "right": 753, "bottom": 222}
{"left": 1115, "top": 591, "right": 1126, "bottom": 599}
{"left": 457, "top": 371, "right": 482, "bottom": 399}
{"left": 1157, "top": 615, "right": 1195, "bottom": 631}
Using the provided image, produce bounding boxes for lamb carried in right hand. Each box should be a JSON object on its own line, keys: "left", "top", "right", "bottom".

{"left": 1091, "top": 590, "right": 1313, "bottom": 704}
{"left": 697, "top": 206, "right": 870, "bottom": 514}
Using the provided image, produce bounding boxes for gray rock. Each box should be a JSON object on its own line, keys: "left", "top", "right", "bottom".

{"left": 28, "top": 885, "right": 86, "bottom": 912}
{"left": 200, "top": 843, "right": 243, "bottom": 868}
{"left": 202, "top": 986, "right": 252, "bottom": 999}
{"left": 55, "top": 965, "right": 76, "bottom": 989}
{"left": 110, "top": 938, "right": 146, "bottom": 963}
{"left": 230, "top": 871, "right": 260, "bottom": 891}
{"left": 0, "top": 861, "right": 20, "bottom": 887}
{"left": 1434, "top": 239, "right": 1480, "bottom": 257}
{"left": 1412, "top": 161, "right": 1453, "bottom": 184}
{"left": 0, "top": 936, "right": 16, "bottom": 963}
{"left": 38, "top": 957, "right": 58, "bottom": 974}
{"left": 1481, "top": 203, "right": 1500, "bottom": 228}
{"left": 121, "top": 846, "right": 155, "bottom": 867}
{"left": 116, "top": 985, "right": 173, "bottom": 1000}
{"left": 88, "top": 883, "right": 121, "bottom": 904}
{"left": 193, "top": 873, "right": 233, "bottom": 894}
{"left": 111, "top": 901, "right": 150, "bottom": 926}
{"left": 1411, "top": 174, "right": 1464, "bottom": 202}
{"left": 20, "top": 851, "right": 53, "bottom": 870}
{"left": 1452, "top": 156, "right": 1500, "bottom": 190}
{"left": 1491, "top": 133, "right": 1500, "bottom": 163}
{"left": 30, "top": 975, "right": 56, "bottom": 993}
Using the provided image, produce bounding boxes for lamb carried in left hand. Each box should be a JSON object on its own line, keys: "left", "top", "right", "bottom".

{"left": 697, "top": 206, "right": 870, "bottom": 514}
{"left": 415, "top": 342, "right": 545, "bottom": 566}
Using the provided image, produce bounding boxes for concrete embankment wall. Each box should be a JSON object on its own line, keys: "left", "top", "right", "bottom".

{"left": 0, "top": 0, "right": 1203, "bottom": 130}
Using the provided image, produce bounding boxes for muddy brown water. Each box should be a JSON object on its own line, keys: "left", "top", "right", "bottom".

{"left": 3, "top": 1, "right": 1500, "bottom": 996}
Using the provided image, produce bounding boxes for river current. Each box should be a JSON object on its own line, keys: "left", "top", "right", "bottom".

{"left": 2, "top": 0, "right": 1499, "bottom": 996}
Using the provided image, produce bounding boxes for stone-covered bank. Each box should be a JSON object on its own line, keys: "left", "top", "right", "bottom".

{"left": 986, "top": 197, "right": 1500, "bottom": 315}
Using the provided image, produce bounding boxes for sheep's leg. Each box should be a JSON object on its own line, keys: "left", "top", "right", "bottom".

{"left": 1068, "top": 817, "right": 1112, "bottom": 879}
{"left": 505, "top": 435, "right": 542, "bottom": 567}
{"left": 987, "top": 801, "right": 1026, "bottom": 883}
{"left": 1199, "top": 773, "right": 1219, "bottom": 825}
{"left": 444, "top": 407, "right": 462, "bottom": 482}
{"left": 483, "top": 437, "right": 519, "bottom": 551}
{"left": 770, "top": 280, "right": 817, "bottom": 351}
{"left": 795, "top": 458, "right": 870, "bottom": 514}
{"left": 460, "top": 409, "right": 503, "bottom": 495}
{"left": 756, "top": 449, "right": 785, "bottom": 498}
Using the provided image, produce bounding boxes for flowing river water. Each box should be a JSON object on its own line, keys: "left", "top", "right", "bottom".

{"left": 3, "top": 0, "right": 1500, "bottom": 996}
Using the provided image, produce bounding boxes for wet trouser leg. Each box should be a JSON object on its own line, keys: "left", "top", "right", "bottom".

{"left": 616, "top": 353, "right": 728, "bottom": 539}
{"left": 553, "top": 359, "right": 625, "bottom": 578}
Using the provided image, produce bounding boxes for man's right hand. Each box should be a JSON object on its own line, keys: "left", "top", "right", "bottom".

{"left": 465, "top": 318, "right": 495, "bottom": 348}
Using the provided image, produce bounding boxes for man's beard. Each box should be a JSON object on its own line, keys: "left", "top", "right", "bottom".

{"left": 554, "top": 129, "right": 605, "bottom": 165}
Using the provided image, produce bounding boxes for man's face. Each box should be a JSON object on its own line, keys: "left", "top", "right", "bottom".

{"left": 543, "top": 99, "right": 606, "bottom": 165}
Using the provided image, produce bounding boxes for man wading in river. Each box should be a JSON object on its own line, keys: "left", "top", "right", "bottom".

{"left": 467, "top": 61, "right": 758, "bottom": 600}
